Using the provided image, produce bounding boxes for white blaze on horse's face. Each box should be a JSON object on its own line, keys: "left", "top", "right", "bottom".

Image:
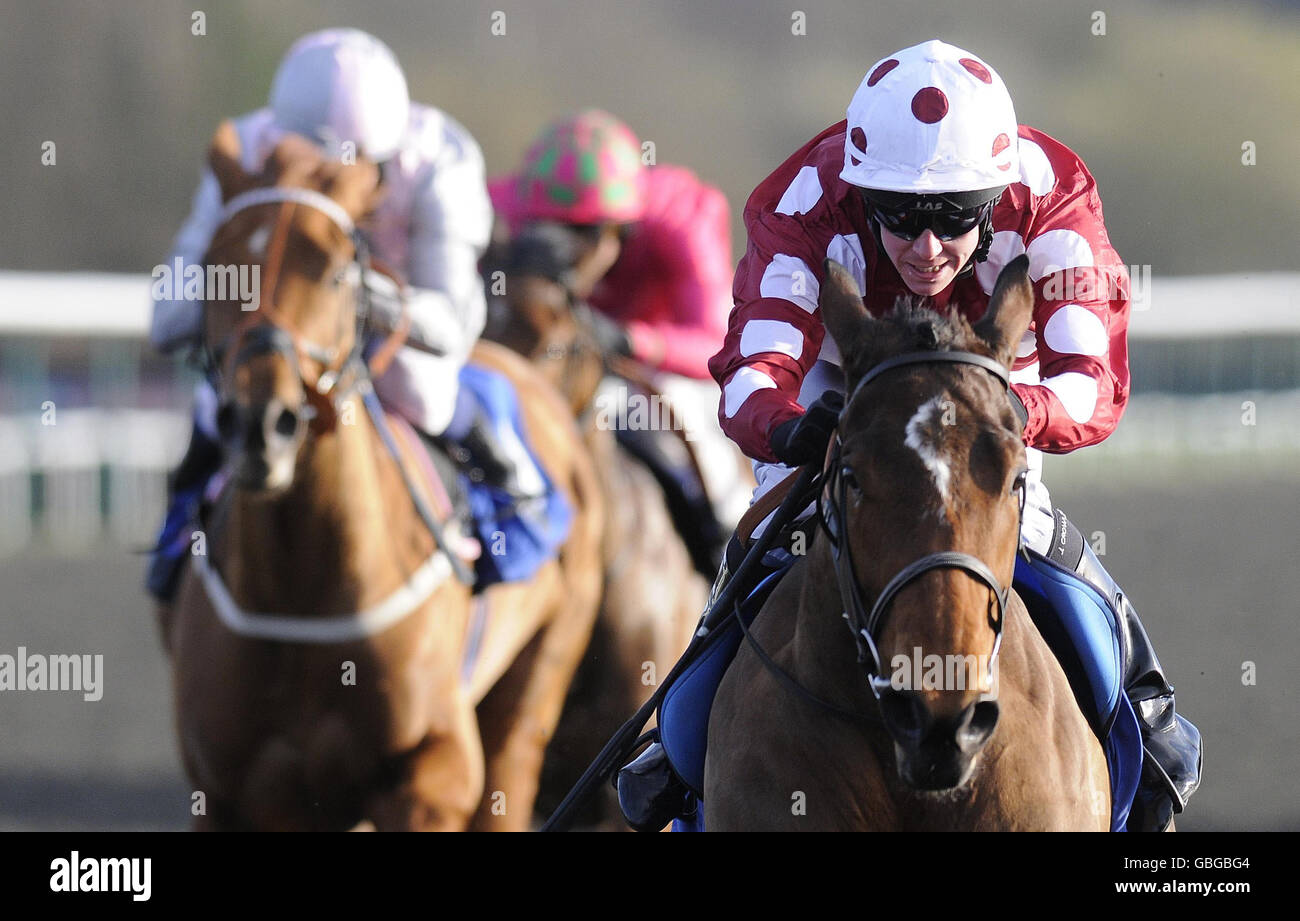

{"left": 904, "top": 395, "right": 952, "bottom": 512}
{"left": 261, "top": 395, "right": 304, "bottom": 491}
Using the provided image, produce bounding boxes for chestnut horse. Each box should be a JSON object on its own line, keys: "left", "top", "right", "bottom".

{"left": 161, "top": 124, "right": 603, "bottom": 831}
{"left": 705, "top": 257, "right": 1110, "bottom": 830}
{"left": 485, "top": 274, "right": 710, "bottom": 825}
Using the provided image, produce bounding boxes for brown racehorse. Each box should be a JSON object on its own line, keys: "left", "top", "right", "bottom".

{"left": 705, "top": 257, "right": 1111, "bottom": 831}
{"left": 160, "top": 123, "right": 604, "bottom": 831}
{"left": 485, "top": 273, "right": 709, "bottom": 826}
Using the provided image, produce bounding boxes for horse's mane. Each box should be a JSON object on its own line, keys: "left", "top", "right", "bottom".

{"left": 884, "top": 295, "right": 980, "bottom": 351}
{"left": 849, "top": 295, "right": 988, "bottom": 375}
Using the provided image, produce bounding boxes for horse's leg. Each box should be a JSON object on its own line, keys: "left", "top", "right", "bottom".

{"left": 364, "top": 691, "right": 485, "bottom": 832}
{"left": 537, "top": 442, "right": 706, "bottom": 829}
{"left": 154, "top": 604, "right": 175, "bottom": 654}
{"left": 470, "top": 574, "right": 598, "bottom": 831}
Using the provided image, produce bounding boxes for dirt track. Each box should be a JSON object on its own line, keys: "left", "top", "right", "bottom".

{"left": 1, "top": 461, "right": 1296, "bottom": 831}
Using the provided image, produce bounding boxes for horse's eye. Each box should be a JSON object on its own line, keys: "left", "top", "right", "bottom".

{"left": 841, "top": 464, "right": 861, "bottom": 494}
{"left": 1010, "top": 468, "right": 1028, "bottom": 495}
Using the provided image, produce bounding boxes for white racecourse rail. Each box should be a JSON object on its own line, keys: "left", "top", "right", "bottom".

{"left": 0, "top": 271, "right": 1297, "bottom": 555}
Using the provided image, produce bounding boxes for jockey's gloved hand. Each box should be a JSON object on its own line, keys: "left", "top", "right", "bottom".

{"left": 582, "top": 305, "right": 632, "bottom": 358}
{"left": 769, "top": 391, "right": 845, "bottom": 466}
{"left": 505, "top": 221, "right": 579, "bottom": 288}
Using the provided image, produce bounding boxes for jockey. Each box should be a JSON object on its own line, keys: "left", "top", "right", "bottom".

{"left": 703, "top": 40, "right": 1201, "bottom": 830}
{"left": 147, "top": 28, "right": 543, "bottom": 602}
{"left": 488, "top": 109, "right": 745, "bottom": 575}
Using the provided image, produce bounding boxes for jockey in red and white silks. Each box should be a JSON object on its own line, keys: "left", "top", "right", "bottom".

{"left": 705, "top": 39, "right": 1199, "bottom": 831}
{"left": 709, "top": 40, "right": 1130, "bottom": 554}
{"left": 152, "top": 28, "right": 493, "bottom": 443}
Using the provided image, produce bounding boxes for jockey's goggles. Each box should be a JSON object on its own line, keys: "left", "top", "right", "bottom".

{"left": 860, "top": 187, "right": 1004, "bottom": 242}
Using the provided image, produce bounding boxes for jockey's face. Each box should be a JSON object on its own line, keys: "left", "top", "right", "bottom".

{"left": 879, "top": 224, "right": 981, "bottom": 297}
{"left": 569, "top": 222, "right": 624, "bottom": 299}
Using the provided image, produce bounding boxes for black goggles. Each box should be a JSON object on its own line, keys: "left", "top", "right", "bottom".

{"left": 870, "top": 200, "right": 992, "bottom": 242}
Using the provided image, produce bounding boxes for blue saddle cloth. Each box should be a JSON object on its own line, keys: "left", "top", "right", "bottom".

{"left": 1013, "top": 552, "right": 1143, "bottom": 832}
{"left": 456, "top": 363, "right": 573, "bottom": 588}
{"left": 147, "top": 364, "right": 572, "bottom": 595}
{"left": 660, "top": 552, "right": 1144, "bottom": 832}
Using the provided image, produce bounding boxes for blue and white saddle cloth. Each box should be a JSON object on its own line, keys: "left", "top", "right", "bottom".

{"left": 148, "top": 363, "right": 572, "bottom": 596}
{"left": 456, "top": 363, "right": 572, "bottom": 588}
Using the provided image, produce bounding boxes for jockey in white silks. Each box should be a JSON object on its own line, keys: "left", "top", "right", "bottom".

{"left": 147, "top": 28, "right": 543, "bottom": 601}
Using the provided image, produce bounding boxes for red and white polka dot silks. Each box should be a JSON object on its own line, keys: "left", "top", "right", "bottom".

{"left": 708, "top": 122, "right": 1132, "bottom": 463}
{"left": 840, "top": 40, "right": 1019, "bottom": 193}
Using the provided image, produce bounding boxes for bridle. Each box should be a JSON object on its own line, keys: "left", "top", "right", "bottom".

{"left": 198, "top": 182, "right": 475, "bottom": 588}
{"left": 737, "top": 348, "right": 1027, "bottom": 719}
{"left": 819, "top": 349, "right": 1026, "bottom": 703}
{"left": 199, "top": 185, "right": 406, "bottom": 434}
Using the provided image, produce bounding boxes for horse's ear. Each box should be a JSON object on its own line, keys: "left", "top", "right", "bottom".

{"left": 974, "top": 254, "right": 1035, "bottom": 368}
{"left": 820, "top": 259, "right": 874, "bottom": 363}
{"left": 208, "top": 120, "right": 250, "bottom": 203}
{"left": 323, "top": 159, "right": 385, "bottom": 221}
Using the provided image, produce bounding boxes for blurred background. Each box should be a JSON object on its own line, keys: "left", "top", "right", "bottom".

{"left": 0, "top": 0, "right": 1296, "bottom": 830}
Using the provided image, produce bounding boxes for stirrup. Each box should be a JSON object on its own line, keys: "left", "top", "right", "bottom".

{"left": 616, "top": 738, "right": 692, "bottom": 832}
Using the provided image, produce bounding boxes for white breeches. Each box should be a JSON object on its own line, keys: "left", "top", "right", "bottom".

{"left": 370, "top": 344, "right": 463, "bottom": 437}
{"left": 652, "top": 373, "right": 754, "bottom": 529}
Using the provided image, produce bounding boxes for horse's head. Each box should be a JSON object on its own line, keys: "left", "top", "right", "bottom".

{"left": 482, "top": 223, "right": 617, "bottom": 415}
{"left": 201, "top": 121, "right": 384, "bottom": 492}
{"left": 487, "top": 271, "right": 602, "bottom": 416}
{"left": 819, "top": 255, "right": 1034, "bottom": 791}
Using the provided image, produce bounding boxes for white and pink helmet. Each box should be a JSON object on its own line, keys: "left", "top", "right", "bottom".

{"left": 840, "top": 39, "right": 1018, "bottom": 202}
{"left": 269, "top": 29, "right": 410, "bottom": 163}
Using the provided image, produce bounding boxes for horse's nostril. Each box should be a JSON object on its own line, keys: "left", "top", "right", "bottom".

{"left": 970, "top": 700, "right": 999, "bottom": 733}
{"left": 955, "top": 699, "right": 1000, "bottom": 752}
{"left": 879, "top": 690, "right": 926, "bottom": 742}
{"left": 273, "top": 407, "right": 300, "bottom": 438}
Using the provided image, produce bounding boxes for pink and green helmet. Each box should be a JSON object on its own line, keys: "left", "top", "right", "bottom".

{"left": 511, "top": 109, "right": 647, "bottom": 225}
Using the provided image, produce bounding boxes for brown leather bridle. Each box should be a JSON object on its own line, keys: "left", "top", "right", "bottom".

{"left": 819, "top": 350, "right": 1027, "bottom": 701}
{"left": 202, "top": 185, "right": 408, "bottom": 434}
{"left": 200, "top": 183, "right": 474, "bottom": 585}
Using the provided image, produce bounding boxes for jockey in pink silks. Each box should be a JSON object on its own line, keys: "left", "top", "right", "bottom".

{"left": 489, "top": 110, "right": 750, "bottom": 576}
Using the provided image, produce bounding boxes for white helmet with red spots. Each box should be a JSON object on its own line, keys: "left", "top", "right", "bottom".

{"left": 840, "top": 39, "right": 1018, "bottom": 203}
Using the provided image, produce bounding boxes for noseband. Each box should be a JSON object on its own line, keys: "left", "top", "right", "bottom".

{"left": 818, "top": 350, "right": 1024, "bottom": 701}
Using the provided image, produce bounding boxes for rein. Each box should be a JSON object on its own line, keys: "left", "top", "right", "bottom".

{"left": 739, "top": 349, "right": 1025, "bottom": 719}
